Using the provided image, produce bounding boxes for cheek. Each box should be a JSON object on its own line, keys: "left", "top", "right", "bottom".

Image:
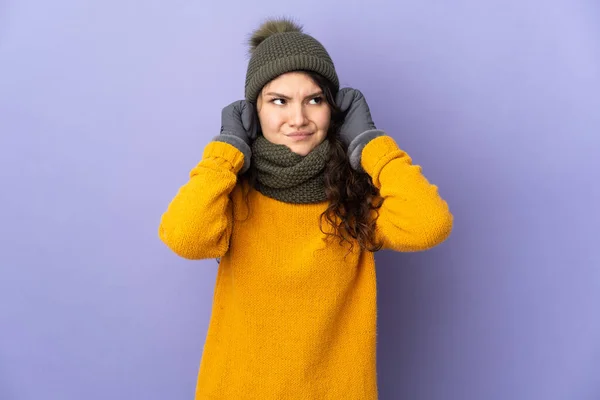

{"left": 258, "top": 109, "right": 283, "bottom": 133}
{"left": 315, "top": 110, "right": 331, "bottom": 132}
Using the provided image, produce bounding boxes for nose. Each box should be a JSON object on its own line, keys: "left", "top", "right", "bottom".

{"left": 288, "top": 103, "right": 308, "bottom": 127}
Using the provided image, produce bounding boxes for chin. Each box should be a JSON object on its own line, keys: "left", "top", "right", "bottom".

{"left": 287, "top": 143, "right": 315, "bottom": 156}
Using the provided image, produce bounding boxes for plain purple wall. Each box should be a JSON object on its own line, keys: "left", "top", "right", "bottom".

{"left": 1, "top": 1, "right": 599, "bottom": 399}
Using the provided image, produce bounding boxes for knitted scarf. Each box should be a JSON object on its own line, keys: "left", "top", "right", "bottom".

{"left": 250, "top": 135, "right": 330, "bottom": 204}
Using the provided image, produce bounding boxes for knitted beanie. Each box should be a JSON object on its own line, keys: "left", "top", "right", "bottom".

{"left": 244, "top": 18, "right": 340, "bottom": 104}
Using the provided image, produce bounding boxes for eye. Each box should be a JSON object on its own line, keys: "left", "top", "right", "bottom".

{"left": 309, "top": 96, "right": 324, "bottom": 105}
{"left": 271, "top": 98, "right": 286, "bottom": 105}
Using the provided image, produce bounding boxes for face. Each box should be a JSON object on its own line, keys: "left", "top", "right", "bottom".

{"left": 256, "top": 72, "right": 331, "bottom": 156}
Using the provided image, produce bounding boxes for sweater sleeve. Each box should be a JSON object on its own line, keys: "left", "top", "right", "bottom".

{"left": 158, "top": 141, "right": 245, "bottom": 259}
{"left": 361, "top": 135, "right": 453, "bottom": 252}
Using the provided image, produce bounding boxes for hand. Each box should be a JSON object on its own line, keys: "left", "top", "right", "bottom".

{"left": 213, "top": 100, "right": 257, "bottom": 174}
{"left": 220, "top": 100, "right": 258, "bottom": 145}
{"left": 335, "top": 88, "right": 377, "bottom": 145}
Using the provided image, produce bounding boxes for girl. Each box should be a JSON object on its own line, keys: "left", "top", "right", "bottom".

{"left": 159, "top": 17, "right": 453, "bottom": 400}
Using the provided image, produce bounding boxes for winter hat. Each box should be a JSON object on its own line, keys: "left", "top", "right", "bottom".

{"left": 244, "top": 17, "right": 340, "bottom": 104}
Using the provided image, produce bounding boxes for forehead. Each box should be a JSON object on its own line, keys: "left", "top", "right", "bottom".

{"left": 262, "top": 72, "right": 319, "bottom": 94}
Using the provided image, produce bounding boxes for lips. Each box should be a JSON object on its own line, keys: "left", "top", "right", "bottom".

{"left": 287, "top": 131, "right": 312, "bottom": 137}
{"left": 287, "top": 132, "right": 313, "bottom": 141}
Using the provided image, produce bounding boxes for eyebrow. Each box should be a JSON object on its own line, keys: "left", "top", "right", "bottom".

{"left": 264, "top": 91, "right": 323, "bottom": 100}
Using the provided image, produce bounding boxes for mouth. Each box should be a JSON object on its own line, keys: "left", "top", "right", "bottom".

{"left": 286, "top": 131, "right": 313, "bottom": 141}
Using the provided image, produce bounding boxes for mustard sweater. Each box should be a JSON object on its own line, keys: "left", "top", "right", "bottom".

{"left": 159, "top": 135, "right": 453, "bottom": 399}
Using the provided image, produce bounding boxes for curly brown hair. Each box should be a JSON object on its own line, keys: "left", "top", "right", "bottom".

{"left": 241, "top": 71, "right": 383, "bottom": 253}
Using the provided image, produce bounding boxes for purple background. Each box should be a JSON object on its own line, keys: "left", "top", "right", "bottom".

{"left": 1, "top": 1, "right": 599, "bottom": 399}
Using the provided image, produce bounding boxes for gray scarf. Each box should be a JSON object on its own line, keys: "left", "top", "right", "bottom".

{"left": 250, "top": 135, "right": 330, "bottom": 204}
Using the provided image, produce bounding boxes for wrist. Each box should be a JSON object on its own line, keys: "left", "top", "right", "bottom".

{"left": 212, "top": 134, "right": 252, "bottom": 173}
{"left": 347, "top": 129, "right": 386, "bottom": 171}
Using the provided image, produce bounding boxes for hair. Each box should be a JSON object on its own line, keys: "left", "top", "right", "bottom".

{"left": 240, "top": 71, "right": 383, "bottom": 253}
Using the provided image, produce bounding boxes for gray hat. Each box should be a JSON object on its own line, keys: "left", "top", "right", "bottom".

{"left": 244, "top": 18, "right": 340, "bottom": 103}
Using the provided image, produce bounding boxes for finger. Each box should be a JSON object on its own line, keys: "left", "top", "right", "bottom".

{"left": 336, "top": 88, "right": 356, "bottom": 112}
{"left": 223, "top": 101, "right": 238, "bottom": 121}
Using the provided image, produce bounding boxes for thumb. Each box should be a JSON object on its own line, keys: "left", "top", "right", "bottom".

{"left": 240, "top": 102, "right": 257, "bottom": 138}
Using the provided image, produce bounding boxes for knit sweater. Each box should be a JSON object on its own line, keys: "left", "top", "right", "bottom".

{"left": 159, "top": 135, "right": 453, "bottom": 399}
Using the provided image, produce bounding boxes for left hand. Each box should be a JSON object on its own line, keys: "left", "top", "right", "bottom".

{"left": 335, "top": 88, "right": 377, "bottom": 145}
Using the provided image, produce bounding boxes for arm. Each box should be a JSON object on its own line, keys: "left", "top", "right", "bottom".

{"left": 158, "top": 141, "right": 245, "bottom": 259}
{"left": 336, "top": 88, "right": 453, "bottom": 252}
{"left": 361, "top": 135, "right": 453, "bottom": 252}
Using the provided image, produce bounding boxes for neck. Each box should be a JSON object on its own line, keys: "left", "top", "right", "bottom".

{"left": 250, "top": 135, "right": 330, "bottom": 204}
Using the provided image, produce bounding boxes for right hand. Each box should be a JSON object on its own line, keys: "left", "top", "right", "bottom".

{"left": 220, "top": 100, "right": 258, "bottom": 145}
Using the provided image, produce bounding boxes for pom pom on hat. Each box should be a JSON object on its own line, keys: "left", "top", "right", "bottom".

{"left": 248, "top": 17, "right": 304, "bottom": 55}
